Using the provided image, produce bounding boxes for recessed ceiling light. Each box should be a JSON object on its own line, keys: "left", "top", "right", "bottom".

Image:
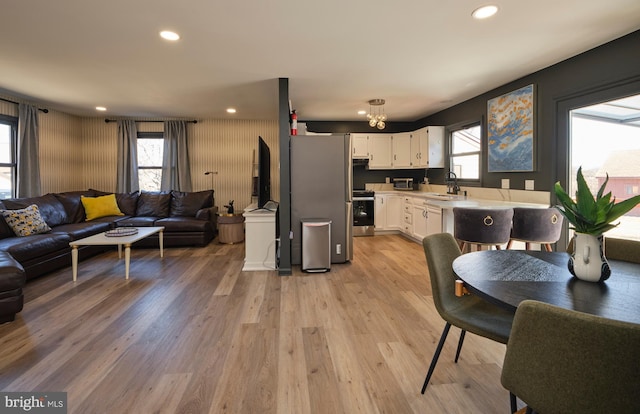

{"left": 95, "top": 106, "right": 107, "bottom": 111}
{"left": 160, "top": 30, "right": 180, "bottom": 41}
{"left": 472, "top": 5, "right": 498, "bottom": 19}
{"left": 357, "top": 110, "right": 366, "bottom": 115}
{"left": 226, "top": 108, "right": 237, "bottom": 114}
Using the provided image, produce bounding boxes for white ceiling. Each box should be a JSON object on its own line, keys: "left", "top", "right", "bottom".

{"left": 1, "top": 0, "right": 639, "bottom": 122}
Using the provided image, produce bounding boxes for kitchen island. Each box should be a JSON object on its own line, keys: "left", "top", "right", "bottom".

{"left": 371, "top": 187, "right": 549, "bottom": 245}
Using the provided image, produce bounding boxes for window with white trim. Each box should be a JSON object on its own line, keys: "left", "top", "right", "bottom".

{"left": 0, "top": 116, "right": 17, "bottom": 199}
{"left": 137, "top": 132, "right": 163, "bottom": 191}
{"left": 449, "top": 122, "right": 481, "bottom": 180}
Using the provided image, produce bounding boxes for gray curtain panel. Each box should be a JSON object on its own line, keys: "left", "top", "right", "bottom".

{"left": 161, "top": 121, "right": 192, "bottom": 191}
{"left": 17, "top": 103, "right": 41, "bottom": 197}
{"left": 116, "top": 120, "right": 139, "bottom": 193}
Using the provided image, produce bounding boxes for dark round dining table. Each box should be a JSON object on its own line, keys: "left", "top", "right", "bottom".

{"left": 452, "top": 250, "right": 640, "bottom": 325}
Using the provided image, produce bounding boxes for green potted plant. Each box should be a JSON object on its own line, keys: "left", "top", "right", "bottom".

{"left": 554, "top": 167, "right": 640, "bottom": 282}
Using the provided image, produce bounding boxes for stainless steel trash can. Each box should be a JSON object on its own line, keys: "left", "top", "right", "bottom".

{"left": 301, "top": 219, "right": 331, "bottom": 272}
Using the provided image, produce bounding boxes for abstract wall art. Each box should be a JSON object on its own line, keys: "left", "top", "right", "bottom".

{"left": 487, "top": 84, "right": 535, "bottom": 172}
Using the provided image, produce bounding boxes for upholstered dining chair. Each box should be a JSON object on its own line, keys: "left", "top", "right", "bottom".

{"left": 501, "top": 300, "right": 640, "bottom": 414}
{"left": 420, "top": 232, "right": 514, "bottom": 394}
{"left": 453, "top": 207, "right": 514, "bottom": 252}
{"left": 507, "top": 207, "right": 563, "bottom": 251}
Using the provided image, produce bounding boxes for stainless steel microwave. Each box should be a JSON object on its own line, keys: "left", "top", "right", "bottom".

{"left": 393, "top": 178, "right": 414, "bottom": 190}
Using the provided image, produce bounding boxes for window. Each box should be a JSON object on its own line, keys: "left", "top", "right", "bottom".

{"left": 449, "top": 122, "right": 481, "bottom": 180}
{"left": 0, "top": 115, "right": 17, "bottom": 199}
{"left": 570, "top": 94, "right": 640, "bottom": 241}
{"left": 137, "top": 132, "right": 163, "bottom": 191}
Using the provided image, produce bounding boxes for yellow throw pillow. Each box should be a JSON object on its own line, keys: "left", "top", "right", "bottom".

{"left": 81, "top": 194, "right": 124, "bottom": 221}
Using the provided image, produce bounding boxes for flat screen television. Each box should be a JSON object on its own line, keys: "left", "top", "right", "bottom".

{"left": 257, "top": 136, "right": 271, "bottom": 209}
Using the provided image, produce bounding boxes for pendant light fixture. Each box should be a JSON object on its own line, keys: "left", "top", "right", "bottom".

{"left": 367, "top": 99, "right": 387, "bottom": 130}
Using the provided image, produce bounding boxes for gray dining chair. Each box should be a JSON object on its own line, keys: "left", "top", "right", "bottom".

{"left": 453, "top": 207, "right": 514, "bottom": 252}
{"left": 420, "top": 232, "right": 514, "bottom": 394}
{"left": 507, "top": 207, "right": 563, "bottom": 251}
{"left": 501, "top": 300, "right": 640, "bottom": 414}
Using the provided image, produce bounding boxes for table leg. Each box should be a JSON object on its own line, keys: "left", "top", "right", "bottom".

{"left": 118, "top": 244, "right": 122, "bottom": 259}
{"left": 159, "top": 230, "right": 164, "bottom": 258}
{"left": 71, "top": 245, "right": 78, "bottom": 281}
{"left": 125, "top": 243, "right": 131, "bottom": 279}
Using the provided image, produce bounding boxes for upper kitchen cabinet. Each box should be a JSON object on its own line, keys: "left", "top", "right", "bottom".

{"left": 392, "top": 133, "right": 412, "bottom": 168}
{"left": 427, "top": 126, "right": 444, "bottom": 168}
{"left": 368, "top": 134, "right": 393, "bottom": 169}
{"left": 351, "top": 133, "right": 369, "bottom": 159}
{"left": 412, "top": 126, "right": 444, "bottom": 168}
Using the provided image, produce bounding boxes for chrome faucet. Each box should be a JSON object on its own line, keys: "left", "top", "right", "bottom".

{"left": 446, "top": 171, "right": 460, "bottom": 195}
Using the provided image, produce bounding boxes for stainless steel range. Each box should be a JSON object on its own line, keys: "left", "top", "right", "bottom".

{"left": 353, "top": 190, "right": 375, "bottom": 236}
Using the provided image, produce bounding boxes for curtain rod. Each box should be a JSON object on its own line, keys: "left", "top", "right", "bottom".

{"left": 0, "top": 97, "right": 49, "bottom": 113}
{"left": 105, "top": 119, "right": 197, "bottom": 124}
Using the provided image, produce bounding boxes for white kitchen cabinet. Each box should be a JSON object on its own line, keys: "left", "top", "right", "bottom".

{"left": 392, "top": 133, "right": 412, "bottom": 168}
{"left": 375, "top": 193, "right": 403, "bottom": 231}
{"left": 426, "top": 205, "right": 443, "bottom": 235}
{"left": 386, "top": 195, "right": 402, "bottom": 229}
{"left": 412, "top": 128, "right": 428, "bottom": 168}
{"left": 368, "top": 134, "right": 392, "bottom": 169}
{"left": 402, "top": 196, "right": 414, "bottom": 235}
{"left": 427, "top": 126, "right": 445, "bottom": 168}
{"left": 412, "top": 202, "right": 428, "bottom": 240}
{"left": 374, "top": 194, "right": 386, "bottom": 229}
{"left": 351, "top": 133, "right": 369, "bottom": 159}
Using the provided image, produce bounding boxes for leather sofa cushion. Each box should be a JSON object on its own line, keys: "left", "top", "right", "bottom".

{"left": 51, "top": 222, "right": 111, "bottom": 240}
{"left": 136, "top": 191, "right": 170, "bottom": 217}
{"left": 117, "top": 217, "right": 157, "bottom": 227}
{"left": 0, "top": 251, "right": 25, "bottom": 292}
{"left": 170, "top": 190, "right": 213, "bottom": 217}
{"left": 0, "top": 233, "right": 72, "bottom": 262}
{"left": 0, "top": 201, "right": 13, "bottom": 239}
{"left": 54, "top": 190, "right": 96, "bottom": 223}
{"left": 155, "top": 217, "right": 213, "bottom": 232}
{"left": 3, "top": 194, "right": 69, "bottom": 227}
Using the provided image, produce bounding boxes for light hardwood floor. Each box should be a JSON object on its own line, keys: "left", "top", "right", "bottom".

{"left": 0, "top": 234, "right": 510, "bottom": 413}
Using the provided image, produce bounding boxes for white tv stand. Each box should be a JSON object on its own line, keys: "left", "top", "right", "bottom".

{"left": 242, "top": 203, "right": 277, "bottom": 271}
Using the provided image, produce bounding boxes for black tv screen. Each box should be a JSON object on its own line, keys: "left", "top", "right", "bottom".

{"left": 257, "top": 136, "right": 271, "bottom": 209}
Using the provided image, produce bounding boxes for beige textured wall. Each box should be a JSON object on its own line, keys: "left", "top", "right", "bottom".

{"left": 1, "top": 96, "right": 280, "bottom": 210}
{"left": 79, "top": 118, "right": 279, "bottom": 211}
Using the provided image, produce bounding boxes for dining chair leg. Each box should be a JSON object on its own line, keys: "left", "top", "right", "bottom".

{"left": 454, "top": 329, "right": 466, "bottom": 363}
{"left": 510, "top": 392, "right": 517, "bottom": 414}
{"left": 506, "top": 239, "right": 514, "bottom": 249}
{"left": 421, "top": 322, "right": 451, "bottom": 394}
{"left": 544, "top": 243, "right": 552, "bottom": 252}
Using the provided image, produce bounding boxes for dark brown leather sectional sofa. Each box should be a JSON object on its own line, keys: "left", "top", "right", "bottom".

{"left": 0, "top": 189, "right": 218, "bottom": 323}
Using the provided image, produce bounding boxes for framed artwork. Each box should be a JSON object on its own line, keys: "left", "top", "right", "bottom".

{"left": 487, "top": 84, "right": 535, "bottom": 172}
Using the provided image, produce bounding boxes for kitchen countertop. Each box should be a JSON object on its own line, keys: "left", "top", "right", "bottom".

{"left": 373, "top": 190, "right": 549, "bottom": 210}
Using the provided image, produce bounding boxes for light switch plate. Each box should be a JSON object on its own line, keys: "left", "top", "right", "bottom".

{"left": 525, "top": 180, "right": 535, "bottom": 190}
{"left": 501, "top": 179, "right": 510, "bottom": 189}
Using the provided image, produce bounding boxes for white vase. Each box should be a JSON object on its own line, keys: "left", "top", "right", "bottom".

{"left": 568, "top": 233, "right": 611, "bottom": 282}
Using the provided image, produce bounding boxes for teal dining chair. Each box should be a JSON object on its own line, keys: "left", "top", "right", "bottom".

{"left": 420, "top": 232, "right": 514, "bottom": 394}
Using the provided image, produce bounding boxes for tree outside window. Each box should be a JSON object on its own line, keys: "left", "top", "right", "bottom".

{"left": 138, "top": 134, "right": 163, "bottom": 191}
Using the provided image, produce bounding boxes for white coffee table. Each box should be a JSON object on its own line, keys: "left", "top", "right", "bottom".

{"left": 69, "top": 226, "right": 164, "bottom": 280}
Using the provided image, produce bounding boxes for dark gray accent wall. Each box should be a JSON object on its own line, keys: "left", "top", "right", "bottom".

{"left": 417, "top": 29, "right": 640, "bottom": 192}
{"left": 278, "top": 78, "right": 292, "bottom": 275}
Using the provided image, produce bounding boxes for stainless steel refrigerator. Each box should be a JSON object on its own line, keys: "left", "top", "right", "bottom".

{"left": 290, "top": 134, "right": 353, "bottom": 265}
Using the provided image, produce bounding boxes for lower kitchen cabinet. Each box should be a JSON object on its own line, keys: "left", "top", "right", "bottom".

{"left": 374, "top": 194, "right": 402, "bottom": 231}
{"left": 412, "top": 203, "right": 428, "bottom": 240}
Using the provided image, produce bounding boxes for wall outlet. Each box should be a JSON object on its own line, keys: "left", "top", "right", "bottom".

{"left": 336, "top": 244, "right": 342, "bottom": 255}
{"left": 501, "top": 179, "right": 510, "bottom": 189}
{"left": 525, "top": 180, "right": 535, "bottom": 190}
